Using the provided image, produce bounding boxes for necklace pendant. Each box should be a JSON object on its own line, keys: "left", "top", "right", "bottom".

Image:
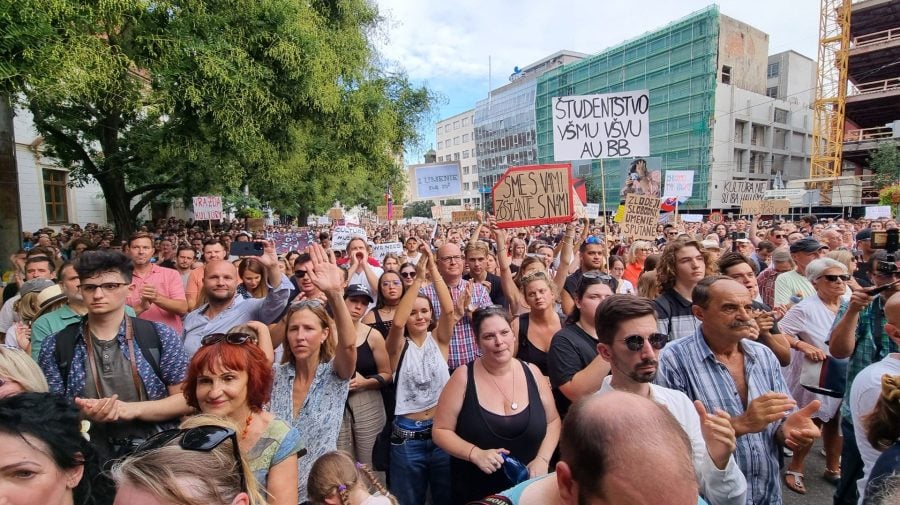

{"left": 510, "top": 402, "right": 518, "bottom": 410}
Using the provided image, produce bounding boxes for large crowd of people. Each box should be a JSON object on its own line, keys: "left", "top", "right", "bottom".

{"left": 0, "top": 212, "right": 899, "bottom": 505}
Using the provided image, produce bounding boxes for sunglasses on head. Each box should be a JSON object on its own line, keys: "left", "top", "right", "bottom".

{"left": 135, "top": 426, "right": 245, "bottom": 492}
{"left": 623, "top": 333, "right": 668, "bottom": 351}
{"left": 585, "top": 236, "right": 603, "bottom": 245}
{"left": 819, "top": 274, "right": 850, "bottom": 283}
{"left": 290, "top": 299, "right": 324, "bottom": 310}
{"left": 200, "top": 332, "right": 255, "bottom": 347}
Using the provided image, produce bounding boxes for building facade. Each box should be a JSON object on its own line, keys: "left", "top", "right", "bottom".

{"left": 766, "top": 50, "right": 817, "bottom": 106}
{"left": 435, "top": 109, "right": 479, "bottom": 207}
{"left": 14, "top": 110, "right": 110, "bottom": 231}
{"left": 534, "top": 5, "right": 816, "bottom": 210}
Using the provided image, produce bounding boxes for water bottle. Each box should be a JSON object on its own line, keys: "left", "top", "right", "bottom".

{"left": 501, "top": 453, "right": 529, "bottom": 485}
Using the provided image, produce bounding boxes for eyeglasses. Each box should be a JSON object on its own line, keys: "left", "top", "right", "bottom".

{"left": 201, "top": 332, "right": 255, "bottom": 346}
{"left": 289, "top": 299, "right": 324, "bottom": 310}
{"left": 80, "top": 282, "right": 129, "bottom": 293}
{"left": 294, "top": 269, "right": 307, "bottom": 278}
{"left": 819, "top": 274, "right": 850, "bottom": 283}
{"left": 439, "top": 255, "right": 464, "bottom": 263}
{"left": 135, "top": 426, "right": 245, "bottom": 492}
{"left": 623, "top": 333, "right": 668, "bottom": 351}
{"left": 381, "top": 280, "right": 402, "bottom": 287}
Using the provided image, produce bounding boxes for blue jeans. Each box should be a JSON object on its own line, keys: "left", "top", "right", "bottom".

{"left": 389, "top": 417, "right": 451, "bottom": 505}
{"left": 834, "top": 417, "right": 863, "bottom": 505}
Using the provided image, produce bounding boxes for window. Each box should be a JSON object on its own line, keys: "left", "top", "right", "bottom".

{"left": 437, "top": 156, "right": 443, "bottom": 162}
{"left": 454, "top": 121, "right": 460, "bottom": 130}
{"left": 43, "top": 169, "right": 68, "bottom": 224}
{"left": 437, "top": 141, "right": 443, "bottom": 149}
{"left": 721, "top": 65, "right": 731, "bottom": 84}
{"left": 463, "top": 183, "right": 470, "bottom": 191}
{"left": 767, "top": 62, "right": 780, "bottom": 78}
{"left": 453, "top": 153, "right": 459, "bottom": 161}
{"left": 463, "top": 150, "right": 470, "bottom": 159}
{"left": 462, "top": 117, "right": 469, "bottom": 127}
{"left": 454, "top": 137, "right": 460, "bottom": 146}
{"left": 462, "top": 134, "right": 469, "bottom": 143}
{"left": 774, "top": 108, "right": 789, "bottom": 124}
{"left": 766, "top": 86, "right": 778, "bottom": 98}
{"left": 463, "top": 166, "right": 469, "bottom": 175}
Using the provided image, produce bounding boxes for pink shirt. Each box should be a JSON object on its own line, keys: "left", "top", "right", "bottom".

{"left": 127, "top": 264, "right": 186, "bottom": 333}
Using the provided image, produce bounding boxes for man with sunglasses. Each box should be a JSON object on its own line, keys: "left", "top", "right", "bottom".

{"left": 658, "top": 276, "right": 822, "bottom": 505}
{"left": 182, "top": 240, "right": 291, "bottom": 357}
{"left": 595, "top": 295, "right": 747, "bottom": 505}
{"left": 560, "top": 237, "right": 615, "bottom": 315}
{"left": 289, "top": 252, "right": 327, "bottom": 305}
{"left": 828, "top": 251, "right": 900, "bottom": 505}
{"left": 37, "top": 250, "right": 192, "bottom": 466}
{"left": 774, "top": 238, "right": 827, "bottom": 306}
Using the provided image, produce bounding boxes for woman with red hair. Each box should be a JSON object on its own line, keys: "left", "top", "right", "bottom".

{"left": 184, "top": 320, "right": 302, "bottom": 505}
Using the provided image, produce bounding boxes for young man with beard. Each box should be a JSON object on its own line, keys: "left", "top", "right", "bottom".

{"left": 594, "top": 295, "right": 746, "bottom": 505}
{"left": 173, "top": 245, "right": 197, "bottom": 290}
{"left": 125, "top": 232, "right": 188, "bottom": 333}
{"left": 560, "top": 238, "right": 616, "bottom": 315}
{"left": 181, "top": 240, "right": 291, "bottom": 357}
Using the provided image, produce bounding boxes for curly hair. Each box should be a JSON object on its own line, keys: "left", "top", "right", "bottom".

{"left": 655, "top": 239, "right": 709, "bottom": 292}
{"left": 183, "top": 340, "right": 274, "bottom": 413}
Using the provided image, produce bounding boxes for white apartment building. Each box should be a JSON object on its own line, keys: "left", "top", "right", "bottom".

{"left": 435, "top": 109, "right": 479, "bottom": 207}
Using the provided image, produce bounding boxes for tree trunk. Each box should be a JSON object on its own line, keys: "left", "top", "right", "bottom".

{"left": 0, "top": 93, "right": 22, "bottom": 262}
{"left": 94, "top": 171, "right": 135, "bottom": 238}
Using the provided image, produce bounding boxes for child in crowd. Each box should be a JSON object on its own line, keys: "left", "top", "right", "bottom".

{"left": 307, "top": 450, "right": 397, "bottom": 505}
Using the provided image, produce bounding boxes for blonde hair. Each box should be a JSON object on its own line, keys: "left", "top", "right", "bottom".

{"left": 637, "top": 270, "right": 660, "bottom": 300}
{"left": 307, "top": 450, "right": 398, "bottom": 505}
{"left": 13, "top": 291, "right": 43, "bottom": 324}
{"left": 110, "top": 415, "right": 265, "bottom": 505}
{"left": 281, "top": 303, "right": 337, "bottom": 365}
{"left": 0, "top": 346, "right": 48, "bottom": 393}
{"left": 628, "top": 240, "right": 651, "bottom": 264}
{"left": 826, "top": 249, "right": 855, "bottom": 273}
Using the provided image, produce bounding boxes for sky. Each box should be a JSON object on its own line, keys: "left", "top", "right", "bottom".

{"left": 372, "top": 0, "right": 823, "bottom": 163}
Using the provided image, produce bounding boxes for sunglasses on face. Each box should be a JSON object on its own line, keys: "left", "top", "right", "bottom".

{"left": 400, "top": 271, "right": 416, "bottom": 278}
{"left": 623, "top": 333, "right": 668, "bottom": 351}
{"left": 200, "top": 332, "right": 255, "bottom": 346}
{"left": 294, "top": 269, "right": 307, "bottom": 278}
{"left": 135, "top": 426, "right": 245, "bottom": 492}
{"left": 819, "top": 274, "right": 850, "bottom": 283}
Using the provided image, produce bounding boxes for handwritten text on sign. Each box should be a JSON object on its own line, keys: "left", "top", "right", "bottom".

{"left": 664, "top": 170, "right": 694, "bottom": 199}
{"left": 493, "top": 164, "right": 573, "bottom": 228}
{"left": 414, "top": 163, "right": 462, "bottom": 200}
{"left": 372, "top": 242, "right": 403, "bottom": 262}
{"left": 331, "top": 226, "right": 366, "bottom": 251}
{"left": 192, "top": 196, "right": 223, "bottom": 221}
{"left": 721, "top": 180, "right": 769, "bottom": 207}
{"left": 621, "top": 194, "right": 660, "bottom": 241}
{"left": 451, "top": 211, "right": 478, "bottom": 222}
{"left": 740, "top": 199, "right": 790, "bottom": 216}
{"left": 552, "top": 90, "right": 650, "bottom": 161}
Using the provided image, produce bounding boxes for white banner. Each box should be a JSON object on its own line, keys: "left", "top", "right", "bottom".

{"left": 664, "top": 170, "right": 694, "bottom": 199}
{"left": 372, "top": 242, "right": 403, "bottom": 262}
{"left": 192, "top": 196, "right": 223, "bottom": 221}
{"left": 331, "top": 225, "right": 367, "bottom": 251}
{"left": 552, "top": 90, "right": 650, "bottom": 161}
{"left": 584, "top": 203, "right": 600, "bottom": 219}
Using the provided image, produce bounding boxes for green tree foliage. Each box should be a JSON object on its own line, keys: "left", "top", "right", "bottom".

{"left": 404, "top": 201, "right": 432, "bottom": 218}
{"left": 0, "top": 0, "right": 432, "bottom": 234}
{"left": 870, "top": 142, "right": 900, "bottom": 190}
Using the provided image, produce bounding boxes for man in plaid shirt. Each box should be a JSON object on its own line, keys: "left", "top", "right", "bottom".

{"left": 420, "top": 242, "right": 491, "bottom": 370}
{"left": 828, "top": 254, "right": 900, "bottom": 505}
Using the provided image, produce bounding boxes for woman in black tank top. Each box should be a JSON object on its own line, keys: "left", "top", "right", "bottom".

{"left": 510, "top": 272, "right": 562, "bottom": 376}
{"left": 433, "top": 306, "right": 561, "bottom": 504}
{"left": 362, "top": 271, "right": 404, "bottom": 337}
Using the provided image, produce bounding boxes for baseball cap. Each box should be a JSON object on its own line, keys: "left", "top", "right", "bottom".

{"left": 19, "top": 278, "right": 56, "bottom": 296}
{"left": 856, "top": 229, "right": 872, "bottom": 242}
{"left": 790, "top": 238, "right": 826, "bottom": 254}
{"left": 344, "top": 284, "right": 374, "bottom": 303}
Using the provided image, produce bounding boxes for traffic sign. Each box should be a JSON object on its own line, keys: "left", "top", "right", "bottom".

{"left": 708, "top": 211, "right": 724, "bottom": 224}
{"left": 764, "top": 189, "right": 805, "bottom": 198}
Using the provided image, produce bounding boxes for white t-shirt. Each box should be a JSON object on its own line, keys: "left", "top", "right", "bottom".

{"left": 778, "top": 294, "right": 839, "bottom": 351}
{"left": 849, "top": 354, "right": 900, "bottom": 504}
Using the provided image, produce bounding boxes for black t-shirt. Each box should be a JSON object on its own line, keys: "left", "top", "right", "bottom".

{"left": 2, "top": 282, "right": 18, "bottom": 304}
{"left": 463, "top": 272, "right": 507, "bottom": 309}
{"left": 563, "top": 270, "right": 618, "bottom": 298}
{"left": 547, "top": 323, "right": 598, "bottom": 417}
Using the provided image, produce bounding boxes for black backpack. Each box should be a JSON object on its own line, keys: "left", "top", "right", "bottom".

{"left": 53, "top": 317, "right": 163, "bottom": 392}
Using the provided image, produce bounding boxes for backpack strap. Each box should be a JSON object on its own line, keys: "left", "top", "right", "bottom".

{"left": 129, "top": 317, "right": 163, "bottom": 380}
{"left": 52, "top": 320, "right": 84, "bottom": 394}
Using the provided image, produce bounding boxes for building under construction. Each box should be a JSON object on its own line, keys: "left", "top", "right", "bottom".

{"left": 841, "top": 0, "right": 900, "bottom": 203}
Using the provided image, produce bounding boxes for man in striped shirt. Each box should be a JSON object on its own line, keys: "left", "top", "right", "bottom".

{"left": 657, "top": 276, "right": 821, "bottom": 505}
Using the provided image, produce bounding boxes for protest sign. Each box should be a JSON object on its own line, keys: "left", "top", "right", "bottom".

{"left": 451, "top": 210, "right": 478, "bottom": 222}
{"left": 327, "top": 208, "right": 344, "bottom": 220}
{"left": 372, "top": 242, "right": 403, "bottom": 262}
{"left": 740, "top": 199, "right": 790, "bottom": 216}
{"left": 317, "top": 216, "right": 330, "bottom": 226}
{"left": 621, "top": 194, "right": 660, "bottom": 241}
{"left": 331, "top": 225, "right": 366, "bottom": 251}
{"left": 613, "top": 205, "right": 626, "bottom": 223}
{"left": 573, "top": 195, "right": 587, "bottom": 219}
{"left": 720, "top": 180, "right": 769, "bottom": 207}
{"left": 247, "top": 218, "right": 265, "bottom": 232}
{"left": 345, "top": 214, "right": 360, "bottom": 225}
{"left": 585, "top": 203, "right": 600, "bottom": 219}
{"left": 410, "top": 162, "right": 463, "bottom": 200}
{"left": 866, "top": 206, "right": 892, "bottom": 219}
{"left": 377, "top": 206, "right": 390, "bottom": 221}
{"left": 680, "top": 214, "right": 704, "bottom": 223}
{"left": 708, "top": 211, "right": 724, "bottom": 224}
{"left": 492, "top": 164, "right": 574, "bottom": 228}
{"left": 552, "top": 90, "right": 650, "bottom": 161}
{"left": 431, "top": 205, "right": 443, "bottom": 220}
{"left": 266, "top": 231, "right": 314, "bottom": 254}
{"left": 192, "top": 196, "right": 223, "bottom": 221}
{"left": 664, "top": 171, "right": 694, "bottom": 199}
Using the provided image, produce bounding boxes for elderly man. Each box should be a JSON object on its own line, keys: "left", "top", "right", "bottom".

{"left": 182, "top": 241, "right": 291, "bottom": 357}
{"left": 420, "top": 242, "right": 491, "bottom": 369}
{"left": 594, "top": 295, "right": 747, "bottom": 505}
{"left": 657, "top": 276, "right": 821, "bottom": 505}
{"left": 774, "top": 237, "right": 827, "bottom": 306}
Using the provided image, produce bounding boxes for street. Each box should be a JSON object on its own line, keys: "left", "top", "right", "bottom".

{"left": 783, "top": 439, "right": 837, "bottom": 505}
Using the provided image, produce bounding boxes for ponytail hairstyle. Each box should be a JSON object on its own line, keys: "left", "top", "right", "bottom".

{"left": 863, "top": 374, "right": 900, "bottom": 451}
{"left": 307, "top": 450, "right": 399, "bottom": 505}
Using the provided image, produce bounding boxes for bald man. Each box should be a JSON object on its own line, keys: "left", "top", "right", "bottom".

{"left": 181, "top": 241, "right": 291, "bottom": 356}
{"left": 476, "top": 392, "right": 707, "bottom": 505}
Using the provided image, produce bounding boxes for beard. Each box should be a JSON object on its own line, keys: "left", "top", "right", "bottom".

{"left": 629, "top": 359, "right": 658, "bottom": 383}
{"left": 206, "top": 287, "right": 236, "bottom": 303}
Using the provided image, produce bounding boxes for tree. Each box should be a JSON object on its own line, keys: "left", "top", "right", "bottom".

{"left": 870, "top": 142, "right": 900, "bottom": 190}
{"left": 404, "top": 201, "right": 432, "bottom": 218}
{"left": 0, "top": 0, "right": 433, "bottom": 235}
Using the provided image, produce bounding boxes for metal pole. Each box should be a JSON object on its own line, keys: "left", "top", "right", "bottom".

{"left": 599, "top": 159, "right": 609, "bottom": 273}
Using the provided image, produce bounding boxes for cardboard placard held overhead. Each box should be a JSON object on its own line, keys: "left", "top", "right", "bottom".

{"left": 451, "top": 210, "right": 479, "bottom": 223}
{"left": 740, "top": 199, "right": 790, "bottom": 216}
{"left": 865, "top": 206, "right": 892, "bottom": 219}
{"left": 621, "top": 194, "right": 660, "bottom": 241}
{"left": 327, "top": 208, "right": 344, "bottom": 220}
{"left": 192, "top": 196, "right": 223, "bottom": 220}
{"left": 430, "top": 205, "right": 443, "bottom": 220}
{"left": 551, "top": 90, "right": 650, "bottom": 160}
{"left": 377, "top": 206, "right": 390, "bottom": 221}
{"left": 720, "top": 180, "right": 769, "bottom": 207}
{"left": 492, "top": 164, "right": 574, "bottom": 228}
{"left": 584, "top": 203, "right": 600, "bottom": 219}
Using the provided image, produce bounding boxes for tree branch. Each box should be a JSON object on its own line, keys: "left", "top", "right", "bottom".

{"left": 30, "top": 109, "right": 99, "bottom": 173}
{"left": 126, "top": 179, "right": 182, "bottom": 199}
{"left": 129, "top": 188, "right": 169, "bottom": 219}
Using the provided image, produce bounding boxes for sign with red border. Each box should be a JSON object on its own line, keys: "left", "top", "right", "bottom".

{"left": 492, "top": 164, "right": 574, "bottom": 228}
{"left": 708, "top": 211, "right": 724, "bottom": 224}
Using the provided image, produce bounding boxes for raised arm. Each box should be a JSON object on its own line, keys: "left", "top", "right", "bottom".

{"left": 553, "top": 220, "right": 577, "bottom": 297}
{"left": 386, "top": 256, "right": 428, "bottom": 370}
{"left": 306, "top": 243, "right": 357, "bottom": 380}
{"left": 494, "top": 225, "right": 522, "bottom": 314}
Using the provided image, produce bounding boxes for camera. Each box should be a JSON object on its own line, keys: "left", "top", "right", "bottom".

{"left": 729, "top": 231, "right": 748, "bottom": 241}
{"left": 872, "top": 229, "right": 899, "bottom": 274}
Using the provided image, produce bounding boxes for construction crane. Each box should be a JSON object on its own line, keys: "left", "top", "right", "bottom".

{"left": 809, "top": 0, "right": 851, "bottom": 205}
